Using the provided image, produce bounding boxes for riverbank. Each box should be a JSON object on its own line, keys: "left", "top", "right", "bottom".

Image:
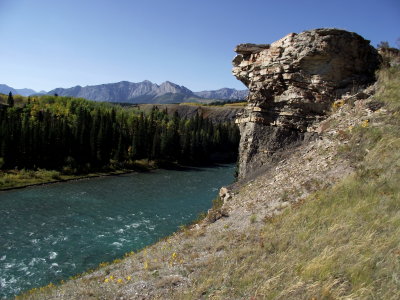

{"left": 16, "top": 67, "right": 400, "bottom": 299}
{"left": 1, "top": 164, "right": 236, "bottom": 299}
{"left": 0, "top": 158, "right": 237, "bottom": 192}
{"left": 0, "top": 160, "right": 155, "bottom": 191}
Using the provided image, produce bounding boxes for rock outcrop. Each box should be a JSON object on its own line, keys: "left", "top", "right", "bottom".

{"left": 233, "top": 28, "right": 381, "bottom": 180}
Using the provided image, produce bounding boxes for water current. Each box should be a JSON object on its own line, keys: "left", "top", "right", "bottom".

{"left": 0, "top": 164, "right": 235, "bottom": 298}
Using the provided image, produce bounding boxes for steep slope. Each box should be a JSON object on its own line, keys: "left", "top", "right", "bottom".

{"left": 233, "top": 28, "right": 380, "bottom": 180}
{"left": 20, "top": 65, "right": 399, "bottom": 300}
{"left": 19, "top": 30, "right": 400, "bottom": 300}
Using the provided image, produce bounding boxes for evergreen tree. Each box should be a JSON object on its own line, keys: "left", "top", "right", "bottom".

{"left": 0, "top": 95, "right": 240, "bottom": 171}
{"left": 7, "top": 92, "right": 14, "bottom": 107}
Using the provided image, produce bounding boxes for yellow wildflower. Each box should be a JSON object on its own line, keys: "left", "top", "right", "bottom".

{"left": 361, "top": 119, "right": 369, "bottom": 127}
{"left": 117, "top": 278, "right": 123, "bottom": 283}
{"left": 126, "top": 276, "right": 132, "bottom": 281}
{"left": 104, "top": 278, "right": 109, "bottom": 283}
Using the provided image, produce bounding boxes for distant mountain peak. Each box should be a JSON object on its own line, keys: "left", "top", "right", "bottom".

{"left": 0, "top": 84, "right": 38, "bottom": 96}
{"left": 46, "top": 80, "right": 248, "bottom": 103}
{"left": 194, "top": 88, "right": 248, "bottom": 100}
{"left": 1, "top": 80, "right": 248, "bottom": 103}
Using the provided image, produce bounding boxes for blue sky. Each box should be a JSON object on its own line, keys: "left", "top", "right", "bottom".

{"left": 0, "top": 0, "right": 399, "bottom": 92}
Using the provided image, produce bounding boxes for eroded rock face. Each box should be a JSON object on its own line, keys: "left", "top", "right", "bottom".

{"left": 233, "top": 28, "right": 380, "bottom": 180}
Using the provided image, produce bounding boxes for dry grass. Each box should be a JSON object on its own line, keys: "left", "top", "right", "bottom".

{"left": 17, "top": 67, "right": 400, "bottom": 299}
{"left": 176, "top": 66, "right": 400, "bottom": 299}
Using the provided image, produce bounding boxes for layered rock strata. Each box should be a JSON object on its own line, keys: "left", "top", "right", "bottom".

{"left": 233, "top": 28, "right": 381, "bottom": 180}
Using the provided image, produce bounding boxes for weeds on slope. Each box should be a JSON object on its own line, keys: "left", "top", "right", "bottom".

{"left": 179, "top": 67, "right": 400, "bottom": 299}
{"left": 18, "top": 67, "right": 400, "bottom": 300}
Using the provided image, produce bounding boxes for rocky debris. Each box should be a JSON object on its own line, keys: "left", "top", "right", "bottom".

{"left": 234, "top": 43, "right": 270, "bottom": 54}
{"left": 232, "top": 28, "right": 381, "bottom": 180}
{"left": 206, "top": 207, "right": 229, "bottom": 223}
{"left": 219, "top": 186, "right": 232, "bottom": 202}
{"left": 221, "top": 91, "right": 383, "bottom": 231}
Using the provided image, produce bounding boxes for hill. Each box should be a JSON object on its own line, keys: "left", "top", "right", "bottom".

{"left": 133, "top": 103, "right": 244, "bottom": 123}
{"left": 18, "top": 29, "right": 400, "bottom": 299}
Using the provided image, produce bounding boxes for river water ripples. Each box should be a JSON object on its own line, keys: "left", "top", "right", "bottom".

{"left": 0, "top": 165, "right": 235, "bottom": 299}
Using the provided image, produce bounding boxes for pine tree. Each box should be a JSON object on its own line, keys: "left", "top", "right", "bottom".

{"left": 7, "top": 92, "right": 14, "bottom": 107}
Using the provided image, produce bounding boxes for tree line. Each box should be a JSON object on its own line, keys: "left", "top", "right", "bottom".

{"left": 0, "top": 95, "right": 240, "bottom": 172}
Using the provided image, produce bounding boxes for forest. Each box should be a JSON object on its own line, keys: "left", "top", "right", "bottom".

{"left": 0, "top": 94, "right": 240, "bottom": 173}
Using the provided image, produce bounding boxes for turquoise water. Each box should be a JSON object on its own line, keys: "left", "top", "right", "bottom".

{"left": 0, "top": 164, "right": 235, "bottom": 299}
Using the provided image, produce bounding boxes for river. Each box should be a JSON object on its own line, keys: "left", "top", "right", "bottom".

{"left": 0, "top": 164, "right": 235, "bottom": 299}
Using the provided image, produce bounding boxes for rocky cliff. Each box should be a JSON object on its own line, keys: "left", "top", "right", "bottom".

{"left": 233, "top": 28, "right": 381, "bottom": 180}
{"left": 18, "top": 29, "right": 400, "bottom": 300}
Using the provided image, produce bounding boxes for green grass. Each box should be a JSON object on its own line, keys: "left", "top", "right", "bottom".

{"left": 0, "top": 160, "right": 156, "bottom": 191}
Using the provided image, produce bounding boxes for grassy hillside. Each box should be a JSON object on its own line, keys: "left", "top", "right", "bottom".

{"left": 174, "top": 67, "right": 400, "bottom": 299}
{"left": 18, "top": 66, "right": 399, "bottom": 299}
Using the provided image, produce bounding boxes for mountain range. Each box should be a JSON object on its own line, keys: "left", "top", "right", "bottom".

{"left": 1, "top": 81, "right": 248, "bottom": 103}
{"left": 0, "top": 84, "right": 38, "bottom": 97}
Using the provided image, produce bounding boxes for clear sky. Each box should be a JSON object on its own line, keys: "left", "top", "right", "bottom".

{"left": 0, "top": 0, "right": 399, "bottom": 92}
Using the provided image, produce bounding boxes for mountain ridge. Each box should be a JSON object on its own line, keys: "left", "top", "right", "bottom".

{"left": 0, "top": 81, "right": 248, "bottom": 103}
{"left": 0, "top": 84, "right": 36, "bottom": 97}
{"left": 47, "top": 80, "right": 248, "bottom": 103}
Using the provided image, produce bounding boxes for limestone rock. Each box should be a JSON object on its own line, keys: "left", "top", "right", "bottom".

{"left": 233, "top": 28, "right": 381, "bottom": 180}
{"left": 219, "top": 186, "right": 233, "bottom": 202}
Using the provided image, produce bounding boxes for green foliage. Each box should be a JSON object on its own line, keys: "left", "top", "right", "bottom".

{"left": 7, "top": 92, "right": 14, "bottom": 107}
{"left": 0, "top": 95, "right": 240, "bottom": 172}
{"left": 207, "top": 99, "right": 247, "bottom": 106}
{"left": 377, "top": 41, "right": 390, "bottom": 49}
{"left": 249, "top": 214, "right": 257, "bottom": 223}
{"left": 376, "top": 66, "right": 400, "bottom": 111}
{"left": 212, "top": 196, "right": 223, "bottom": 210}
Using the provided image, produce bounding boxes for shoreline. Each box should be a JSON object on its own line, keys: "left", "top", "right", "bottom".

{"left": 0, "top": 160, "right": 236, "bottom": 192}
{"left": 7, "top": 164, "right": 235, "bottom": 299}
{"left": 0, "top": 169, "right": 140, "bottom": 192}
